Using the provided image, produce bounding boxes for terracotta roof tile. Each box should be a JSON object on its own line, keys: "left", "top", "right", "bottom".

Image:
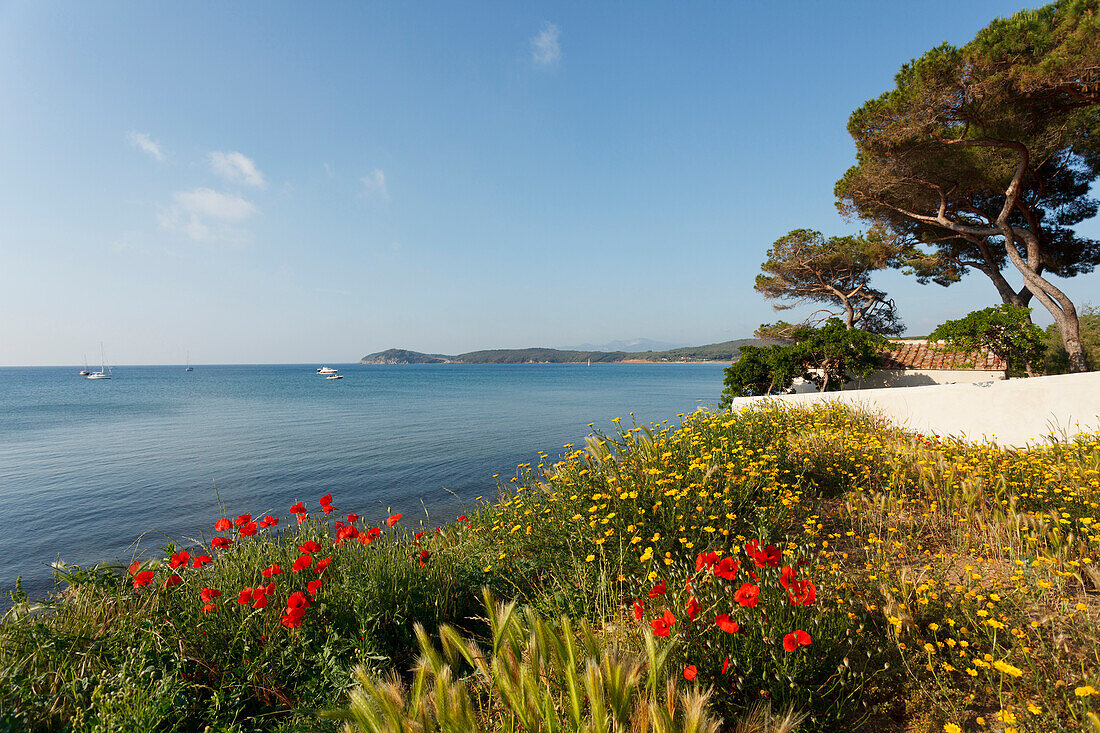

{"left": 878, "top": 341, "right": 1006, "bottom": 371}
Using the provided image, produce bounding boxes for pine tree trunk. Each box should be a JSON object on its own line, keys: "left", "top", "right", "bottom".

{"left": 1001, "top": 230, "right": 1088, "bottom": 373}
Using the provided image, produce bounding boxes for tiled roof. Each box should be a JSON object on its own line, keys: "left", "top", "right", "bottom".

{"left": 879, "top": 340, "right": 1006, "bottom": 371}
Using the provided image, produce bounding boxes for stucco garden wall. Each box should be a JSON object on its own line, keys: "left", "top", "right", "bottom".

{"left": 731, "top": 371, "right": 1100, "bottom": 447}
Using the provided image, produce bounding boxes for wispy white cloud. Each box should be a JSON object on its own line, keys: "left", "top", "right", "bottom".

{"left": 158, "top": 187, "right": 258, "bottom": 243}
{"left": 209, "top": 151, "right": 265, "bottom": 187}
{"left": 531, "top": 22, "right": 561, "bottom": 67}
{"left": 360, "top": 169, "right": 389, "bottom": 199}
{"left": 127, "top": 131, "right": 165, "bottom": 161}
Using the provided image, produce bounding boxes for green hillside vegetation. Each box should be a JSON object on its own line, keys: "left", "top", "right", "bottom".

{"left": 359, "top": 349, "right": 451, "bottom": 364}
{"left": 360, "top": 340, "right": 767, "bottom": 365}
{"left": 451, "top": 348, "right": 630, "bottom": 363}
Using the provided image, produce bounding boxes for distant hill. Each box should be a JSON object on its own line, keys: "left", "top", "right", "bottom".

{"left": 359, "top": 349, "right": 452, "bottom": 365}
{"left": 360, "top": 339, "right": 767, "bottom": 365}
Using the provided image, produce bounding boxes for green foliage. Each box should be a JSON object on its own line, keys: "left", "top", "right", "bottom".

{"left": 326, "top": 589, "right": 724, "bottom": 733}
{"left": 791, "top": 320, "right": 889, "bottom": 391}
{"left": 718, "top": 346, "right": 798, "bottom": 405}
{"left": 928, "top": 305, "right": 1046, "bottom": 377}
{"left": 721, "top": 320, "right": 889, "bottom": 401}
{"left": 1044, "top": 303, "right": 1100, "bottom": 373}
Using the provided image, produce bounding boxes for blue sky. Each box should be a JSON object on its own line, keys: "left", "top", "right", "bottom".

{"left": 1, "top": 0, "right": 1094, "bottom": 365}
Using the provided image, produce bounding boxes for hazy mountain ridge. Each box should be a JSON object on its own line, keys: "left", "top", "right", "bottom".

{"left": 359, "top": 340, "right": 766, "bottom": 365}
{"left": 558, "top": 338, "right": 689, "bottom": 353}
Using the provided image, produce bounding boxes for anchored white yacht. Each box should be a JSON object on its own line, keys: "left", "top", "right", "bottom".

{"left": 87, "top": 344, "right": 112, "bottom": 380}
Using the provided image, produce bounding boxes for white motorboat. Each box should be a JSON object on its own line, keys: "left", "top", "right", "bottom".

{"left": 86, "top": 344, "right": 112, "bottom": 380}
{"left": 325, "top": 373, "right": 343, "bottom": 379}
{"left": 317, "top": 366, "right": 338, "bottom": 374}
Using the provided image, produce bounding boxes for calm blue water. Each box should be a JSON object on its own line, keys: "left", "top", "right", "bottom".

{"left": 0, "top": 363, "right": 726, "bottom": 600}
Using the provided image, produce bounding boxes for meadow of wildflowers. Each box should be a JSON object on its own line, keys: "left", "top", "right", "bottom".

{"left": 1, "top": 403, "right": 1097, "bottom": 732}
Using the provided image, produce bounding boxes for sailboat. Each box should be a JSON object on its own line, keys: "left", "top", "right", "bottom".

{"left": 79, "top": 355, "right": 90, "bottom": 376}
{"left": 184, "top": 351, "right": 193, "bottom": 372}
{"left": 86, "top": 344, "right": 111, "bottom": 380}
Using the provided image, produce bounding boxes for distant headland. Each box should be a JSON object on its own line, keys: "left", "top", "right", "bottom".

{"left": 360, "top": 340, "right": 767, "bottom": 365}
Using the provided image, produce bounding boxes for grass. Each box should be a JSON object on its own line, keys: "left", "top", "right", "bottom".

{"left": 1, "top": 403, "right": 1098, "bottom": 732}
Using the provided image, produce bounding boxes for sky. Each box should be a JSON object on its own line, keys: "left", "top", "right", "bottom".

{"left": 1, "top": 0, "right": 1095, "bottom": 366}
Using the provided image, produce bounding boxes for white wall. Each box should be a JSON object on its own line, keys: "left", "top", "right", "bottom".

{"left": 788, "top": 369, "right": 1006, "bottom": 394}
{"left": 731, "top": 372, "right": 1100, "bottom": 447}
{"left": 852, "top": 369, "right": 1007, "bottom": 389}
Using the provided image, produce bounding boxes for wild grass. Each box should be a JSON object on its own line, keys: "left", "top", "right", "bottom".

{"left": 1, "top": 403, "right": 1097, "bottom": 732}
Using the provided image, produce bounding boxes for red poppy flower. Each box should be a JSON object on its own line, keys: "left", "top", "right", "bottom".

{"left": 281, "top": 607, "right": 306, "bottom": 628}
{"left": 418, "top": 550, "right": 431, "bottom": 567}
{"left": 714, "top": 557, "right": 740, "bottom": 580}
{"left": 238, "top": 521, "right": 258, "bottom": 538}
{"left": 290, "top": 501, "right": 306, "bottom": 514}
{"left": 685, "top": 596, "right": 701, "bottom": 621}
{"left": 237, "top": 587, "right": 254, "bottom": 604}
{"left": 346, "top": 513, "right": 359, "bottom": 523}
{"left": 783, "top": 630, "right": 811, "bottom": 652}
{"left": 414, "top": 531, "right": 424, "bottom": 543}
{"left": 683, "top": 665, "right": 697, "bottom": 681}
{"left": 251, "top": 594, "right": 268, "bottom": 610}
{"left": 747, "top": 540, "right": 781, "bottom": 568}
{"left": 132, "top": 570, "right": 155, "bottom": 588}
{"left": 457, "top": 515, "right": 466, "bottom": 522}
{"left": 787, "top": 580, "right": 817, "bottom": 606}
{"left": 715, "top": 614, "right": 740, "bottom": 633}
{"left": 359, "top": 527, "right": 381, "bottom": 545}
{"left": 259, "top": 515, "right": 278, "bottom": 528}
{"left": 202, "top": 603, "right": 218, "bottom": 614}
{"left": 297, "top": 514, "right": 308, "bottom": 524}
{"left": 298, "top": 540, "right": 321, "bottom": 554}
{"left": 314, "top": 557, "right": 331, "bottom": 574}
{"left": 733, "top": 582, "right": 760, "bottom": 608}
{"left": 633, "top": 599, "right": 644, "bottom": 620}
{"left": 163, "top": 574, "right": 183, "bottom": 589}
{"left": 651, "top": 610, "right": 676, "bottom": 637}
{"left": 647, "top": 580, "right": 667, "bottom": 599}
{"left": 292, "top": 555, "right": 313, "bottom": 573}
{"left": 234, "top": 514, "right": 252, "bottom": 527}
{"left": 335, "top": 525, "right": 359, "bottom": 543}
{"left": 385, "top": 513, "right": 401, "bottom": 527}
{"left": 721, "top": 656, "right": 730, "bottom": 674}
{"left": 695, "top": 551, "right": 719, "bottom": 572}
{"left": 319, "top": 494, "right": 333, "bottom": 506}
{"left": 322, "top": 505, "right": 335, "bottom": 515}
{"left": 307, "top": 578, "right": 323, "bottom": 597}
{"left": 214, "top": 517, "right": 232, "bottom": 531}
{"left": 192, "top": 555, "right": 213, "bottom": 568}
{"left": 200, "top": 587, "right": 222, "bottom": 603}
{"left": 212, "top": 536, "right": 232, "bottom": 550}
{"left": 286, "top": 590, "right": 311, "bottom": 610}
{"left": 779, "top": 565, "right": 798, "bottom": 588}
{"left": 127, "top": 561, "right": 142, "bottom": 576}
{"left": 262, "top": 564, "right": 284, "bottom": 577}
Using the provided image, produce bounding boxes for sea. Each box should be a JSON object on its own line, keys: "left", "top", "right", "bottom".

{"left": 0, "top": 363, "right": 727, "bottom": 602}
